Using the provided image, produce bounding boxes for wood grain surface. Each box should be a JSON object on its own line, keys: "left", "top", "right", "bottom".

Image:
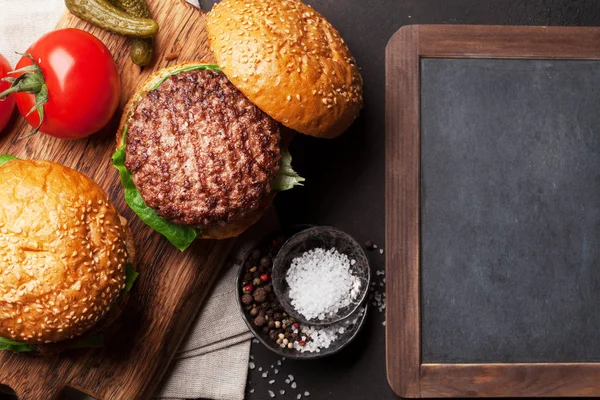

{"left": 0, "top": 1, "right": 235, "bottom": 399}
{"left": 384, "top": 23, "right": 421, "bottom": 399}
{"left": 385, "top": 24, "right": 600, "bottom": 398}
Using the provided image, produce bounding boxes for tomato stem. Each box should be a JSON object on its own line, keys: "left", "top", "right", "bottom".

{"left": 0, "top": 53, "right": 48, "bottom": 135}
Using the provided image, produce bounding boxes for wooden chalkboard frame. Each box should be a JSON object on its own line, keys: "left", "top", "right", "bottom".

{"left": 385, "top": 24, "right": 600, "bottom": 398}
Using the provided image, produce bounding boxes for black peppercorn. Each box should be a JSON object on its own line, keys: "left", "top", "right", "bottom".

{"left": 269, "top": 330, "right": 278, "bottom": 340}
{"left": 263, "top": 285, "right": 272, "bottom": 293}
{"left": 254, "top": 315, "right": 266, "bottom": 327}
{"left": 268, "top": 320, "right": 275, "bottom": 329}
{"left": 253, "top": 287, "right": 267, "bottom": 303}
{"left": 273, "top": 312, "right": 282, "bottom": 321}
{"left": 260, "top": 256, "right": 271, "bottom": 267}
{"left": 241, "top": 294, "right": 253, "bottom": 305}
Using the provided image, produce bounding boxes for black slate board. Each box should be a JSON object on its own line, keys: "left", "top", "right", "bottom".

{"left": 420, "top": 58, "right": 600, "bottom": 363}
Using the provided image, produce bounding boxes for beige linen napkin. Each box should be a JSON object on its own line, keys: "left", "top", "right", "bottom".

{"left": 0, "top": 2, "right": 256, "bottom": 399}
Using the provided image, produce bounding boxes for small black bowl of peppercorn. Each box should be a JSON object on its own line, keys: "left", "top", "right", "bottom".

{"left": 236, "top": 226, "right": 368, "bottom": 360}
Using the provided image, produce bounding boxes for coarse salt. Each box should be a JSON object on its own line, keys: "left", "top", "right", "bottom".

{"left": 293, "top": 308, "right": 365, "bottom": 353}
{"left": 286, "top": 248, "right": 361, "bottom": 321}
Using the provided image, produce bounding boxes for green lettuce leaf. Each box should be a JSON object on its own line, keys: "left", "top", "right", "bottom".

{"left": 273, "top": 147, "right": 305, "bottom": 191}
{"left": 123, "top": 263, "right": 139, "bottom": 294}
{"left": 151, "top": 64, "right": 221, "bottom": 90}
{"left": 0, "top": 337, "right": 35, "bottom": 352}
{"left": 0, "top": 154, "right": 18, "bottom": 166}
{"left": 112, "top": 126, "right": 201, "bottom": 252}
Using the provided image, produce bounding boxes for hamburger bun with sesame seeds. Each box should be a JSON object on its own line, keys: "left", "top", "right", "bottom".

{"left": 0, "top": 159, "right": 135, "bottom": 347}
{"left": 206, "top": 0, "right": 364, "bottom": 139}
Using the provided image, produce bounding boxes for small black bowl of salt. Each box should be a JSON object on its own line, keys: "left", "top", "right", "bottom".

{"left": 272, "top": 226, "right": 371, "bottom": 326}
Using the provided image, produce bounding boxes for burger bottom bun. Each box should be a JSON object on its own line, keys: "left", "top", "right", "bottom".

{"left": 199, "top": 194, "right": 275, "bottom": 239}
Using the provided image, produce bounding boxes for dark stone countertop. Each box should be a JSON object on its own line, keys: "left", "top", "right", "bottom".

{"left": 5, "top": 1, "right": 600, "bottom": 399}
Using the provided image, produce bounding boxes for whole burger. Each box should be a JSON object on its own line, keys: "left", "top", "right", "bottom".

{"left": 113, "top": 0, "right": 363, "bottom": 251}
{"left": 0, "top": 157, "right": 136, "bottom": 354}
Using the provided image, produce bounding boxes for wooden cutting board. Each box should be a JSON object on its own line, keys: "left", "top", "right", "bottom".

{"left": 0, "top": 1, "right": 235, "bottom": 399}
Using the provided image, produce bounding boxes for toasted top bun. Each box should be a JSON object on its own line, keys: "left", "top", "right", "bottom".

{"left": 117, "top": 63, "right": 273, "bottom": 240}
{"left": 207, "top": 0, "right": 364, "bottom": 139}
{"left": 0, "top": 160, "right": 131, "bottom": 344}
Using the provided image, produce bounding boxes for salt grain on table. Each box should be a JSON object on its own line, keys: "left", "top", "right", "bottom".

{"left": 248, "top": 362, "right": 255, "bottom": 370}
{"left": 268, "top": 390, "right": 276, "bottom": 398}
{"left": 291, "top": 382, "right": 297, "bottom": 389}
{"left": 286, "top": 248, "right": 361, "bottom": 321}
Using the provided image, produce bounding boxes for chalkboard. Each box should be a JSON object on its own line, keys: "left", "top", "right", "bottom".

{"left": 386, "top": 25, "right": 600, "bottom": 398}
{"left": 421, "top": 58, "right": 600, "bottom": 363}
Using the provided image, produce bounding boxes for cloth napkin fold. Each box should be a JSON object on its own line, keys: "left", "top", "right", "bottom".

{"left": 0, "top": 2, "right": 259, "bottom": 399}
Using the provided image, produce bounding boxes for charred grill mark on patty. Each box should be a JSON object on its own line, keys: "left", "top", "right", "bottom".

{"left": 125, "top": 69, "right": 281, "bottom": 227}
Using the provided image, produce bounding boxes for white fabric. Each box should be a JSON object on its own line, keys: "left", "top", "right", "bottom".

{"left": 0, "top": 2, "right": 256, "bottom": 399}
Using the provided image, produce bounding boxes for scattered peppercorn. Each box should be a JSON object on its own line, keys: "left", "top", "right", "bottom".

{"left": 250, "top": 307, "right": 259, "bottom": 317}
{"left": 260, "top": 273, "right": 269, "bottom": 282}
{"left": 243, "top": 284, "right": 253, "bottom": 294}
{"left": 253, "top": 277, "right": 261, "bottom": 286}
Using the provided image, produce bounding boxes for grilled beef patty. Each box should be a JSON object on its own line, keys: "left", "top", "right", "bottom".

{"left": 125, "top": 69, "right": 281, "bottom": 227}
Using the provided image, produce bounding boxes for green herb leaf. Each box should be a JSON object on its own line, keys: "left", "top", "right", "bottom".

{"left": 0, "top": 154, "right": 18, "bottom": 166}
{"left": 0, "top": 337, "right": 35, "bottom": 352}
{"left": 112, "top": 127, "right": 201, "bottom": 251}
{"left": 123, "top": 263, "right": 139, "bottom": 294}
{"left": 272, "top": 147, "right": 305, "bottom": 191}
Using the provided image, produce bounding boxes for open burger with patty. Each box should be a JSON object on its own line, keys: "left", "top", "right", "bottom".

{"left": 0, "top": 156, "right": 137, "bottom": 354}
{"left": 112, "top": 0, "right": 363, "bottom": 251}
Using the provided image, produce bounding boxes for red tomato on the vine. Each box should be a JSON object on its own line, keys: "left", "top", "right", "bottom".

{"left": 0, "top": 54, "right": 15, "bottom": 133}
{"left": 11, "top": 28, "right": 120, "bottom": 139}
